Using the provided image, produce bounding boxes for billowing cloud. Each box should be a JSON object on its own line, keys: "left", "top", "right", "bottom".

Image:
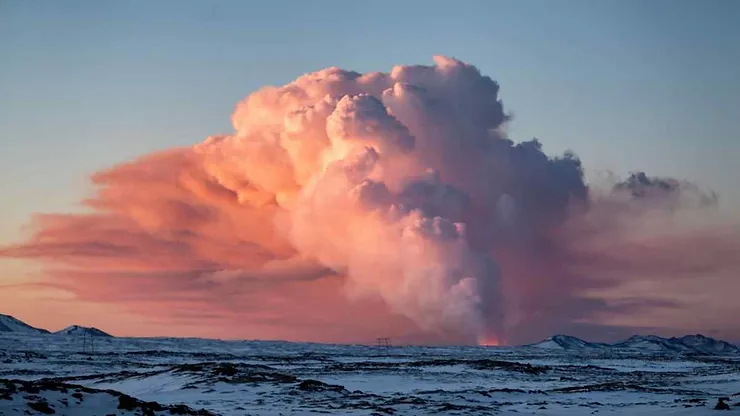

{"left": 2, "top": 56, "right": 739, "bottom": 344}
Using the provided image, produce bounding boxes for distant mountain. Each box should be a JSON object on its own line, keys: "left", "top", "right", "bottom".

{"left": 527, "top": 333, "right": 739, "bottom": 356}
{"left": 613, "top": 334, "right": 740, "bottom": 355}
{"left": 0, "top": 314, "right": 50, "bottom": 334}
{"left": 612, "top": 335, "right": 692, "bottom": 353}
{"left": 54, "top": 325, "right": 113, "bottom": 338}
{"left": 528, "top": 335, "right": 608, "bottom": 351}
{"left": 670, "top": 334, "right": 739, "bottom": 355}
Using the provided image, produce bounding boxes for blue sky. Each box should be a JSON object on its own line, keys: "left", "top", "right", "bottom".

{"left": 1, "top": 0, "right": 739, "bottom": 244}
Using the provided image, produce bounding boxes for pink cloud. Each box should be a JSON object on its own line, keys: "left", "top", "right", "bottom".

{"left": 2, "top": 57, "right": 739, "bottom": 344}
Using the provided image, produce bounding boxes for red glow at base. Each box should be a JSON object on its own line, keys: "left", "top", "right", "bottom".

{"left": 477, "top": 335, "right": 500, "bottom": 346}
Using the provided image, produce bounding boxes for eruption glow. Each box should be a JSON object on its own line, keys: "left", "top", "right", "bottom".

{"left": 478, "top": 336, "right": 501, "bottom": 347}
{"left": 2, "top": 57, "right": 739, "bottom": 344}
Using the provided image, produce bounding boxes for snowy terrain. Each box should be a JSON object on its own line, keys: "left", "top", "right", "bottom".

{"left": 1, "top": 321, "right": 740, "bottom": 415}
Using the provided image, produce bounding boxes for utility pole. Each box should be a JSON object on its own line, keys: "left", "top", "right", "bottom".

{"left": 376, "top": 337, "right": 391, "bottom": 347}
{"left": 82, "top": 331, "right": 95, "bottom": 355}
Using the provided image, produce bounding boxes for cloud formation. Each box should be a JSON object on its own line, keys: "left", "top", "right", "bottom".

{"left": 2, "top": 56, "right": 739, "bottom": 344}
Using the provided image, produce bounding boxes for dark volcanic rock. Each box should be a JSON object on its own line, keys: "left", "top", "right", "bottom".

{"left": 116, "top": 395, "right": 137, "bottom": 410}
{"left": 172, "top": 362, "right": 297, "bottom": 385}
{"left": 27, "top": 400, "right": 55, "bottom": 414}
{"left": 469, "top": 359, "right": 549, "bottom": 374}
{"left": 297, "top": 379, "right": 348, "bottom": 393}
{"left": 326, "top": 358, "right": 548, "bottom": 375}
{"left": 1, "top": 378, "right": 216, "bottom": 416}
{"left": 410, "top": 358, "right": 549, "bottom": 374}
{"left": 550, "top": 381, "right": 703, "bottom": 395}
{"left": 714, "top": 398, "right": 730, "bottom": 410}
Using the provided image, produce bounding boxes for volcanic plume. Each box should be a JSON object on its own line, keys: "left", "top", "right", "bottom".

{"left": 2, "top": 57, "right": 739, "bottom": 344}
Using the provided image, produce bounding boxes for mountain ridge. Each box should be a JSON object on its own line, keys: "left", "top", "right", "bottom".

{"left": 54, "top": 325, "right": 113, "bottom": 338}
{"left": 0, "top": 314, "right": 112, "bottom": 337}
{"left": 530, "top": 333, "right": 740, "bottom": 355}
{"left": 0, "top": 314, "right": 50, "bottom": 334}
{"left": 2, "top": 312, "right": 738, "bottom": 353}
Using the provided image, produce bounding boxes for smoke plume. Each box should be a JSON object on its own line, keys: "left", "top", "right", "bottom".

{"left": 2, "top": 56, "right": 739, "bottom": 344}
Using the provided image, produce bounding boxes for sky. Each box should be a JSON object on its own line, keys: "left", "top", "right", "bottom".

{"left": 1, "top": 0, "right": 739, "bottom": 344}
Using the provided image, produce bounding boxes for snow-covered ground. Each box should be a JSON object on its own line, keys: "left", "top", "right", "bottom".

{"left": 2, "top": 332, "right": 739, "bottom": 415}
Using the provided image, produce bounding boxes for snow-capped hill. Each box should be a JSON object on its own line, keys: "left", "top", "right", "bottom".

{"left": 612, "top": 335, "right": 688, "bottom": 352}
{"left": 54, "top": 325, "right": 113, "bottom": 337}
{"left": 669, "top": 334, "right": 739, "bottom": 355}
{"left": 612, "top": 334, "right": 738, "bottom": 355}
{"left": 524, "top": 334, "right": 739, "bottom": 355}
{"left": 529, "top": 335, "right": 606, "bottom": 350}
{"left": 0, "top": 314, "right": 50, "bottom": 334}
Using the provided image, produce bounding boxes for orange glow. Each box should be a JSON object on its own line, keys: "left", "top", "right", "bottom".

{"left": 477, "top": 335, "right": 500, "bottom": 346}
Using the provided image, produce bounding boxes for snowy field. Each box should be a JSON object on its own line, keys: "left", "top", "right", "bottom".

{"left": 2, "top": 333, "right": 740, "bottom": 415}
